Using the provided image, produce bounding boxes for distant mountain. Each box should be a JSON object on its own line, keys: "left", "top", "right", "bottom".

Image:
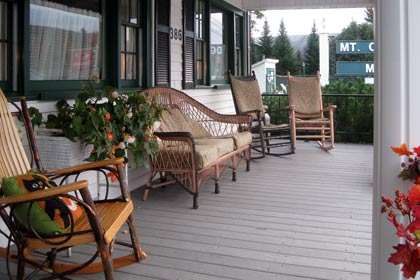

{"left": 253, "top": 35, "right": 307, "bottom": 55}
{"left": 288, "top": 35, "right": 307, "bottom": 55}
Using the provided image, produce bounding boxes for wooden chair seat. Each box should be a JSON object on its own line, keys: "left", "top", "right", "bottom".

{"left": 24, "top": 200, "right": 134, "bottom": 250}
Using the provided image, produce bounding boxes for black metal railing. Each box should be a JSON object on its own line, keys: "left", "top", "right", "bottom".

{"left": 262, "top": 93, "right": 374, "bottom": 143}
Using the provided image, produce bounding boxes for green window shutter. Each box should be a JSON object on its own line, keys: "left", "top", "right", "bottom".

{"left": 155, "top": 0, "right": 170, "bottom": 86}
{"left": 182, "top": 0, "right": 195, "bottom": 89}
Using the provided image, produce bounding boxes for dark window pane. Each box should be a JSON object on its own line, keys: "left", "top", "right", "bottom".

{"left": 0, "top": 43, "right": 6, "bottom": 80}
{"left": 121, "top": 26, "right": 125, "bottom": 51}
{"left": 121, "top": 0, "right": 129, "bottom": 23}
{"left": 0, "top": 2, "right": 6, "bottom": 40}
{"left": 130, "top": 0, "right": 138, "bottom": 24}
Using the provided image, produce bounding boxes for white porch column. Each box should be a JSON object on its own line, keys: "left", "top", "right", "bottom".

{"left": 319, "top": 19, "right": 329, "bottom": 86}
{"left": 372, "top": 1, "right": 420, "bottom": 280}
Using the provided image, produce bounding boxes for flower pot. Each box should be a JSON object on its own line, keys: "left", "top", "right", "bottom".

{"left": 36, "top": 129, "right": 93, "bottom": 171}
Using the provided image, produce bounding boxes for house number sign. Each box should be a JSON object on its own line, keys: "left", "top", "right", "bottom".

{"left": 170, "top": 27, "right": 182, "bottom": 41}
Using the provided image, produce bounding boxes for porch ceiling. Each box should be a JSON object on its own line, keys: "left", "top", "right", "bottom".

{"left": 241, "top": 0, "right": 374, "bottom": 11}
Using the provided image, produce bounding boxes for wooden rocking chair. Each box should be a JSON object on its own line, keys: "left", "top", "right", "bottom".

{"left": 0, "top": 89, "right": 147, "bottom": 279}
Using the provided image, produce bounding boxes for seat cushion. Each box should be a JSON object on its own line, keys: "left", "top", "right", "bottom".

{"left": 194, "top": 144, "right": 221, "bottom": 169}
{"left": 209, "top": 132, "right": 252, "bottom": 149}
{"left": 194, "top": 137, "right": 235, "bottom": 156}
{"left": 2, "top": 172, "right": 83, "bottom": 235}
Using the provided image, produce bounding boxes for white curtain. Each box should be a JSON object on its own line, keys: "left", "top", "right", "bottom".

{"left": 30, "top": 0, "right": 102, "bottom": 80}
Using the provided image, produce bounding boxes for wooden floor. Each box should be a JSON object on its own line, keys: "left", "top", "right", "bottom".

{"left": 0, "top": 141, "right": 373, "bottom": 280}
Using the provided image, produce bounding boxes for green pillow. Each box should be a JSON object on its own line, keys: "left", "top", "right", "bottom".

{"left": 2, "top": 172, "right": 83, "bottom": 235}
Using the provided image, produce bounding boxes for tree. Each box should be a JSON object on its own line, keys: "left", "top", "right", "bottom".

{"left": 303, "top": 22, "right": 319, "bottom": 76}
{"left": 364, "top": 7, "right": 374, "bottom": 23}
{"left": 258, "top": 19, "right": 274, "bottom": 59}
{"left": 273, "top": 19, "right": 297, "bottom": 75}
{"left": 250, "top": 11, "right": 264, "bottom": 64}
{"left": 295, "top": 50, "right": 303, "bottom": 76}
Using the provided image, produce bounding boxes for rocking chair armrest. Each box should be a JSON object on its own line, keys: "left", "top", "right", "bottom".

{"left": 241, "top": 109, "right": 261, "bottom": 115}
{"left": 0, "top": 180, "right": 89, "bottom": 205}
{"left": 323, "top": 105, "right": 337, "bottom": 112}
{"left": 48, "top": 158, "right": 125, "bottom": 177}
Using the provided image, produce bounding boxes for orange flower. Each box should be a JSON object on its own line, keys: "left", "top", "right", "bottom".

{"left": 105, "top": 112, "right": 111, "bottom": 122}
{"left": 107, "top": 172, "right": 118, "bottom": 183}
{"left": 391, "top": 143, "right": 414, "bottom": 156}
{"left": 408, "top": 184, "right": 420, "bottom": 207}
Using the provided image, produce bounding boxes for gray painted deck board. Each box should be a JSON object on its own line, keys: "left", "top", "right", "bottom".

{"left": 0, "top": 142, "right": 373, "bottom": 279}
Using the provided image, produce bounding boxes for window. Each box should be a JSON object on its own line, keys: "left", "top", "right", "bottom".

{"left": 235, "top": 15, "right": 242, "bottom": 77}
{"left": 210, "top": 7, "right": 227, "bottom": 84}
{"left": 195, "top": 0, "right": 207, "bottom": 85}
{"left": 121, "top": 0, "right": 143, "bottom": 86}
{"left": 29, "top": 0, "right": 102, "bottom": 80}
{"left": 183, "top": 1, "right": 244, "bottom": 88}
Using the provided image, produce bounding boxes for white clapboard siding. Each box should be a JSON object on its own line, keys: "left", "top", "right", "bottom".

{"left": 170, "top": 0, "right": 183, "bottom": 89}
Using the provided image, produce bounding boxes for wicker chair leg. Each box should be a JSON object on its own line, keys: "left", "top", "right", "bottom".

{"left": 142, "top": 187, "right": 150, "bottom": 201}
{"left": 232, "top": 170, "right": 237, "bottom": 181}
{"left": 246, "top": 148, "right": 251, "bottom": 172}
{"left": 193, "top": 193, "right": 199, "bottom": 209}
{"left": 215, "top": 181, "right": 220, "bottom": 194}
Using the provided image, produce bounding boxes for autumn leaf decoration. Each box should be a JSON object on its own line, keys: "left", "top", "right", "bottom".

{"left": 382, "top": 144, "right": 420, "bottom": 278}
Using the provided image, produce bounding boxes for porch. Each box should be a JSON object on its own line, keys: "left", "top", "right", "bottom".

{"left": 1, "top": 141, "right": 372, "bottom": 279}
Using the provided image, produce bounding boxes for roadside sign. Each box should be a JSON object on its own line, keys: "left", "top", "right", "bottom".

{"left": 336, "top": 40, "right": 374, "bottom": 54}
{"left": 336, "top": 61, "right": 374, "bottom": 76}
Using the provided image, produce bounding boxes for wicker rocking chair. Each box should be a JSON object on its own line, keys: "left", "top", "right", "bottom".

{"left": 228, "top": 71, "right": 294, "bottom": 157}
{"left": 0, "top": 89, "right": 147, "bottom": 279}
{"left": 287, "top": 72, "right": 337, "bottom": 151}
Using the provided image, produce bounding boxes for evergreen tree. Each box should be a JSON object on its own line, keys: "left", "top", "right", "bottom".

{"left": 258, "top": 19, "right": 274, "bottom": 59}
{"left": 295, "top": 50, "right": 303, "bottom": 76}
{"left": 273, "top": 19, "right": 297, "bottom": 75}
{"left": 364, "top": 7, "right": 374, "bottom": 23}
{"left": 303, "top": 22, "right": 319, "bottom": 76}
{"left": 250, "top": 11, "right": 265, "bottom": 64}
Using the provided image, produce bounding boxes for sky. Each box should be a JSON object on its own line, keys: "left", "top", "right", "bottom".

{"left": 254, "top": 8, "right": 367, "bottom": 37}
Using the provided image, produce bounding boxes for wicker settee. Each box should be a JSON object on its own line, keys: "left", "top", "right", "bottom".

{"left": 142, "top": 87, "right": 252, "bottom": 209}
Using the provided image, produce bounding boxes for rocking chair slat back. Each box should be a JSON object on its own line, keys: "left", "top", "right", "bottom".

{"left": 0, "top": 89, "right": 31, "bottom": 180}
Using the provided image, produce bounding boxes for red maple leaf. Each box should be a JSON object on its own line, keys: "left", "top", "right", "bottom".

{"left": 388, "top": 217, "right": 415, "bottom": 242}
{"left": 408, "top": 185, "right": 420, "bottom": 207}
{"left": 401, "top": 247, "right": 420, "bottom": 279}
{"left": 389, "top": 243, "right": 412, "bottom": 265}
{"left": 391, "top": 143, "right": 414, "bottom": 156}
{"left": 413, "top": 146, "right": 420, "bottom": 155}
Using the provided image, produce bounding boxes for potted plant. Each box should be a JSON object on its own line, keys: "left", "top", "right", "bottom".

{"left": 29, "top": 77, "right": 162, "bottom": 169}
